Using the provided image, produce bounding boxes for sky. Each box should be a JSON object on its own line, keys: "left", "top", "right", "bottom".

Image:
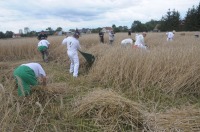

{"left": 0, "top": 0, "right": 199, "bottom": 33}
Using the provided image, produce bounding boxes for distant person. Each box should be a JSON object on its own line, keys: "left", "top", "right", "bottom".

{"left": 109, "top": 30, "right": 115, "bottom": 45}
{"left": 37, "top": 38, "right": 50, "bottom": 63}
{"left": 195, "top": 32, "right": 199, "bottom": 38}
{"left": 62, "top": 32, "right": 81, "bottom": 78}
{"left": 99, "top": 30, "right": 104, "bottom": 43}
{"left": 121, "top": 38, "right": 134, "bottom": 47}
{"left": 135, "top": 33, "right": 139, "bottom": 41}
{"left": 75, "top": 28, "right": 81, "bottom": 36}
{"left": 37, "top": 31, "right": 48, "bottom": 40}
{"left": 166, "top": 30, "right": 175, "bottom": 41}
{"left": 133, "top": 32, "right": 147, "bottom": 49}
{"left": 13, "top": 62, "right": 47, "bottom": 96}
{"left": 128, "top": 30, "right": 131, "bottom": 36}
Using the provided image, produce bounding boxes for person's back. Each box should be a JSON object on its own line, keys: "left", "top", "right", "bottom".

{"left": 167, "top": 32, "right": 174, "bottom": 38}
{"left": 22, "top": 63, "right": 46, "bottom": 77}
{"left": 62, "top": 33, "right": 81, "bottom": 77}
{"left": 38, "top": 39, "right": 50, "bottom": 48}
{"left": 166, "top": 31, "right": 174, "bottom": 41}
{"left": 13, "top": 62, "right": 46, "bottom": 96}
{"left": 135, "top": 34, "right": 145, "bottom": 46}
{"left": 134, "top": 32, "right": 147, "bottom": 49}
{"left": 62, "top": 36, "right": 81, "bottom": 53}
{"left": 121, "top": 38, "right": 133, "bottom": 46}
{"left": 37, "top": 39, "right": 50, "bottom": 62}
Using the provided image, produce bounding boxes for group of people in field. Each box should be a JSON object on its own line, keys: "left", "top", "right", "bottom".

{"left": 13, "top": 31, "right": 81, "bottom": 96}
{"left": 99, "top": 30, "right": 115, "bottom": 45}
{"left": 120, "top": 30, "right": 176, "bottom": 49}
{"left": 99, "top": 29, "right": 175, "bottom": 51}
{"left": 13, "top": 29, "right": 176, "bottom": 97}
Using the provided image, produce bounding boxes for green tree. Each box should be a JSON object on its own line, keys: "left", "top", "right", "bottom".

{"left": 159, "top": 9, "right": 181, "bottom": 31}
{"left": 56, "top": 27, "right": 62, "bottom": 31}
{"left": 145, "top": 19, "right": 160, "bottom": 31}
{"left": 46, "top": 27, "right": 54, "bottom": 35}
{"left": 5, "top": 31, "right": 13, "bottom": 38}
{"left": 27, "top": 31, "right": 37, "bottom": 37}
{"left": 112, "top": 24, "right": 118, "bottom": 32}
{"left": 184, "top": 3, "right": 200, "bottom": 31}
{"left": 91, "top": 27, "right": 102, "bottom": 33}
{"left": 131, "top": 20, "right": 146, "bottom": 32}
{"left": 0, "top": 31, "right": 5, "bottom": 39}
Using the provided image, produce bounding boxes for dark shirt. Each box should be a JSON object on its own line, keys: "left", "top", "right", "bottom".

{"left": 99, "top": 32, "right": 104, "bottom": 43}
{"left": 38, "top": 33, "right": 48, "bottom": 40}
{"left": 99, "top": 32, "right": 104, "bottom": 38}
{"left": 128, "top": 31, "right": 131, "bottom": 36}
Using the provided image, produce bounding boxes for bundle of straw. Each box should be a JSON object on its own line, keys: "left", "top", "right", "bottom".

{"left": 73, "top": 89, "right": 145, "bottom": 131}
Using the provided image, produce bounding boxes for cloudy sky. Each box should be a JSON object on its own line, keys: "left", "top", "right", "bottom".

{"left": 0, "top": 0, "right": 199, "bottom": 33}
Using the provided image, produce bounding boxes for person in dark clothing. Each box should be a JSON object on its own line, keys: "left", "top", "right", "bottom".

{"left": 99, "top": 30, "right": 104, "bottom": 43}
{"left": 128, "top": 30, "right": 131, "bottom": 36}
{"left": 37, "top": 31, "right": 48, "bottom": 40}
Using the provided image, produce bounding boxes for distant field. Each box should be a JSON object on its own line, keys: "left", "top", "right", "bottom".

{"left": 0, "top": 32, "right": 200, "bottom": 131}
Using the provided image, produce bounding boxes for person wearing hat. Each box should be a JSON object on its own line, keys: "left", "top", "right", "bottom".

{"left": 133, "top": 32, "right": 147, "bottom": 49}
{"left": 13, "top": 62, "right": 47, "bottom": 96}
{"left": 166, "top": 31, "right": 175, "bottom": 41}
{"left": 37, "top": 31, "right": 48, "bottom": 40}
{"left": 37, "top": 38, "right": 50, "bottom": 62}
{"left": 62, "top": 32, "right": 81, "bottom": 77}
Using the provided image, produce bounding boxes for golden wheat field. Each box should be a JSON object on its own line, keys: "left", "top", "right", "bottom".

{"left": 0, "top": 32, "right": 200, "bottom": 131}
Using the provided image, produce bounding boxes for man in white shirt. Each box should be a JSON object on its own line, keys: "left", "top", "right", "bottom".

{"left": 13, "top": 62, "right": 47, "bottom": 96}
{"left": 38, "top": 39, "right": 50, "bottom": 62}
{"left": 166, "top": 31, "right": 175, "bottom": 41}
{"left": 121, "top": 38, "right": 134, "bottom": 47}
{"left": 62, "top": 32, "right": 81, "bottom": 77}
{"left": 133, "top": 32, "right": 147, "bottom": 49}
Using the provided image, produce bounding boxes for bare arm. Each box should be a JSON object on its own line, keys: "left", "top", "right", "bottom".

{"left": 42, "top": 76, "right": 47, "bottom": 86}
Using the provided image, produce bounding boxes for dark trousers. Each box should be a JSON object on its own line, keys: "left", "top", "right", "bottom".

{"left": 40, "top": 49, "right": 49, "bottom": 62}
{"left": 100, "top": 37, "right": 104, "bottom": 43}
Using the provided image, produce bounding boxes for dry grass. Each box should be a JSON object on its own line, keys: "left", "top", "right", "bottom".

{"left": 145, "top": 106, "right": 200, "bottom": 131}
{"left": 0, "top": 32, "right": 200, "bottom": 131}
{"left": 87, "top": 32, "right": 200, "bottom": 97}
{"left": 73, "top": 89, "right": 145, "bottom": 131}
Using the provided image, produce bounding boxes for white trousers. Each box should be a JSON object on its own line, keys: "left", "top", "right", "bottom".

{"left": 135, "top": 44, "right": 147, "bottom": 50}
{"left": 167, "top": 38, "right": 173, "bottom": 41}
{"left": 67, "top": 51, "right": 79, "bottom": 77}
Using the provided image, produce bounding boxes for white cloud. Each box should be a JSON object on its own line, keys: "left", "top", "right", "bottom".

{"left": 0, "top": 0, "right": 199, "bottom": 33}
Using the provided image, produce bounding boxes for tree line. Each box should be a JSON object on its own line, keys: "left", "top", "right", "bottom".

{"left": 0, "top": 2, "right": 199, "bottom": 39}
{"left": 130, "top": 2, "right": 200, "bottom": 32}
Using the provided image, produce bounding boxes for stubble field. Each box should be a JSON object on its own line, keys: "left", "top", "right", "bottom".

{"left": 0, "top": 32, "right": 200, "bottom": 131}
